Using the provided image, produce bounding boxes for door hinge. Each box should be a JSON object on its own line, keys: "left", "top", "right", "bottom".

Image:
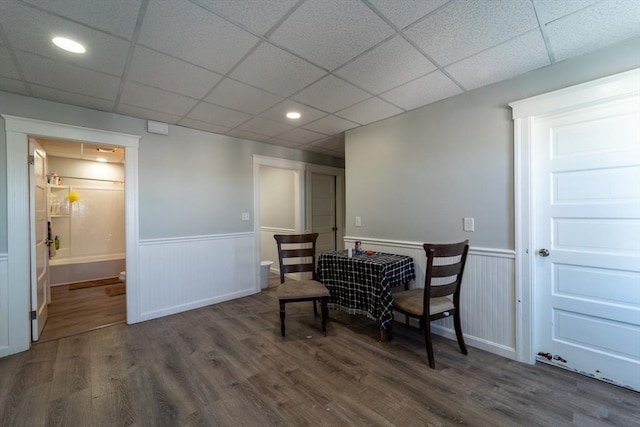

{"left": 30, "top": 310, "right": 37, "bottom": 320}
{"left": 28, "top": 155, "right": 35, "bottom": 165}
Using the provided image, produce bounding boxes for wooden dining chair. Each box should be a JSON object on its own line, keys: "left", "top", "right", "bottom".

{"left": 273, "top": 233, "right": 330, "bottom": 337}
{"left": 392, "top": 240, "right": 469, "bottom": 368}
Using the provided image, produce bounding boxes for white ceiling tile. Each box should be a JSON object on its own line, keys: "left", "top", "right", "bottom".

{"left": 277, "top": 128, "right": 326, "bottom": 144}
{"left": 259, "top": 100, "right": 327, "bottom": 125}
{"left": 264, "top": 138, "right": 303, "bottom": 149}
{"left": 138, "top": 0, "right": 259, "bottom": 74}
{"left": 119, "top": 81, "right": 199, "bottom": 117}
{"left": 335, "top": 97, "right": 403, "bottom": 125}
{"left": 176, "top": 118, "right": 232, "bottom": 135}
{"left": 532, "top": 0, "right": 599, "bottom": 24}
{"left": 31, "top": 84, "right": 115, "bottom": 112}
{"left": 187, "top": 102, "right": 253, "bottom": 128}
{"left": 269, "top": 0, "right": 395, "bottom": 70}
{"left": 116, "top": 104, "right": 182, "bottom": 124}
{"left": 380, "top": 71, "right": 463, "bottom": 111}
{"left": 0, "top": 76, "right": 29, "bottom": 95}
{"left": 231, "top": 43, "right": 326, "bottom": 97}
{"left": 404, "top": 0, "right": 538, "bottom": 66}
{"left": 367, "top": 0, "right": 448, "bottom": 29}
{"left": 0, "top": 2, "right": 130, "bottom": 76}
{"left": 237, "top": 117, "right": 294, "bottom": 137}
{"left": 335, "top": 35, "right": 436, "bottom": 94}
{"left": 193, "top": 0, "right": 298, "bottom": 35}
{"left": 303, "top": 143, "right": 344, "bottom": 158}
{"left": 16, "top": 51, "right": 120, "bottom": 100}
{"left": 293, "top": 75, "right": 370, "bottom": 113}
{"left": 205, "top": 79, "right": 282, "bottom": 115}
{"left": 0, "top": 46, "right": 20, "bottom": 79}
{"left": 22, "top": 0, "right": 142, "bottom": 39}
{"left": 447, "top": 31, "right": 550, "bottom": 90}
{"left": 225, "top": 129, "right": 271, "bottom": 142}
{"left": 309, "top": 135, "right": 345, "bottom": 152}
{"left": 303, "top": 115, "right": 359, "bottom": 135}
{"left": 544, "top": 0, "right": 640, "bottom": 61}
{"left": 128, "top": 46, "right": 222, "bottom": 99}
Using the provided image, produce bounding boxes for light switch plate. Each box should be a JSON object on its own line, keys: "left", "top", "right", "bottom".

{"left": 463, "top": 217, "right": 474, "bottom": 232}
{"left": 355, "top": 216, "right": 362, "bottom": 227}
{"left": 242, "top": 212, "right": 250, "bottom": 221}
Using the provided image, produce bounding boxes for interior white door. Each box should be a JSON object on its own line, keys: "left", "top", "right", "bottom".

{"left": 533, "top": 95, "right": 640, "bottom": 390}
{"left": 30, "top": 138, "right": 49, "bottom": 341}
{"left": 311, "top": 173, "right": 337, "bottom": 253}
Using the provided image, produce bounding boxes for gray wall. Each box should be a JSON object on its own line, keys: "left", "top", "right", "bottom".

{"left": 0, "top": 92, "right": 344, "bottom": 251}
{"left": 345, "top": 37, "right": 640, "bottom": 250}
{"left": 260, "top": 166, "right": 295, "bottom": 230}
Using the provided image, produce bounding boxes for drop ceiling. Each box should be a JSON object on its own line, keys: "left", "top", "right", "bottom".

{"left": 1, "top": 0, "right": 638, "bottom": 159}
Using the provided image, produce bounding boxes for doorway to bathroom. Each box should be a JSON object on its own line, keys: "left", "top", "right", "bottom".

{"left": 31, "top": 137, "right": 126, "bottom": 342}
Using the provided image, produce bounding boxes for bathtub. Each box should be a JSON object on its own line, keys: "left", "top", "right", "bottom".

{"left": 49, "top": 253, "right": 126, "bottom": 286}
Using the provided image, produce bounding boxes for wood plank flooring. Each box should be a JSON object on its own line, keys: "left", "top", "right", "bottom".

{"left": 38, "top": 281, "right": 126, "bottom": 342}
{"left": 1, "top": 274, "right": 638, "bottom": 426}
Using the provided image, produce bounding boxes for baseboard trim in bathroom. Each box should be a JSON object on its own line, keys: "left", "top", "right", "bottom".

{"left": 105, "top": 284, "right": 126, "bottom": 297}
{"left": 68, "top": 277, "right": 122, "bottom": 290}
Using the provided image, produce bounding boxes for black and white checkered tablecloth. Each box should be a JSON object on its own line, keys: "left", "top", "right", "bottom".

{"left": 317, "top": 250, "right": 416, "bottom": 331}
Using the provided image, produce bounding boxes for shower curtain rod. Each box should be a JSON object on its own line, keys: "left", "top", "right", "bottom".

{"left": 57, "top": 175, "right": 124, "bottom": 184}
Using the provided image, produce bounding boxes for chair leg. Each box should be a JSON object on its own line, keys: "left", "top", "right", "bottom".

{"left": 424, "top": 320, "right": 435, "bottom": 369}
{"left": 313, "top": 300, "right": 318, "bottom": 316}
{"left": 320, "top": 298, "right": 328, "bottom": 335}
{"left": 453, "top": 311, "right": 467, "bottom": 355}
{"left": 279, "top": 300, "right": 286, "bottom": 337}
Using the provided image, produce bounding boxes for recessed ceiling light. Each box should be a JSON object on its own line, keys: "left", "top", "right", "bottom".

{"left": 52, "top": 36, "right": 86, "bottom": 54}
{"left": 286, "top": 111, "right": 301, "bottom": 120}
{"left": 96, "top": 157, "right": 107, "bottom": 163}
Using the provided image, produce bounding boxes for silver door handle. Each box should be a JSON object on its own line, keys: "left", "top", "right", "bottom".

{"left": 538, "top": 249, "right": 550, "bottom": 257}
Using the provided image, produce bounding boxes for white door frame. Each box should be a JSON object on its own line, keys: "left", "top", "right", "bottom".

{"left": 3, "top": 114, "right": 140, "bottom": 356}
{"left": 509, "top": 68, "right": 640, "bottom": 364}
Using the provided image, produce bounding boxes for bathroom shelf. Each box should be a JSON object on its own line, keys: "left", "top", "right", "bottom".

{"left": 48, "top": 184, "right": 71, "bottom": 252}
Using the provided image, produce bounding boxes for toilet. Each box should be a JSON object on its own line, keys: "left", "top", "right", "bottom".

{"left": 119, "top": 271, "right": 126, "bottom": 282}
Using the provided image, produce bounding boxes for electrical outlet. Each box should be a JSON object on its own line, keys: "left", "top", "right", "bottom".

{"left": 241, "top": 212, "right": 250, "bottom": 221}
{"left": 355, "top": 216, "right": 362, "bottom": 227}
{"left": 463, "top": 217, "right": 474, "bottom": 232}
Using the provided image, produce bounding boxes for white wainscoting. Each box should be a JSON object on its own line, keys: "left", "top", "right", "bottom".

{"left": 138, "top": 232, "right": 256, "bottom": 322}
{"left": 344, "top": 237, "right": 516, "bottom": 359}
{"left": 0, "top": 254, "right": 9, "bottom": 357}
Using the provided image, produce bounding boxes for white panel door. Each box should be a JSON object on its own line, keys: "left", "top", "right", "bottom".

{"left": 533, "top": 96, "right": 640, "bottom": 390}
{"left": 311, "top": 173, "right": 336, "bottom": 253}
{"left": 30, "top": 138, "right": 49, "bottom": 341}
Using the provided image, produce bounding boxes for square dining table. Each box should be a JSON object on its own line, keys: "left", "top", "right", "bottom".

{"left": 317, "top": 250, "right": 416, "bottom": 341}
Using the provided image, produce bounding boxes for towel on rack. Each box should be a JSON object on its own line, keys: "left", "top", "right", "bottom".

{"left": 48, "top": 221, "right": 56, "bottom": 258}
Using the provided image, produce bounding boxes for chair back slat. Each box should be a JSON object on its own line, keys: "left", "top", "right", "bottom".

{"left": 430, "top": 261, "right": 465, "bottom": 278}
{"left": 423, "top": 241, "right": 469, "bottom": 309}
{"left": 280, "top": 248, "right": 315, "bottom": 258}
{"left": 274, "top": 233, "right": 319, "bottom": 284}
{"left": 281, "top": 263, "right": 315, "bottom": 274}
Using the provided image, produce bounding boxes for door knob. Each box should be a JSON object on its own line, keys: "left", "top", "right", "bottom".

{"left": 538, "top": 248, "right": 550, "bottom": 257}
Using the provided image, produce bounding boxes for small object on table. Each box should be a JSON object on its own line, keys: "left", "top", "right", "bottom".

{"left": 365, "top": 250, "right": 374, "bottom": 256}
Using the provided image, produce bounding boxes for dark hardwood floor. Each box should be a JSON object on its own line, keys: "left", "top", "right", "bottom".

{"left": 38, "top": 281, "right": 126, "bottom": 342}
{"left": 1, "top": 273, "right": 637, "bottom": 426}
